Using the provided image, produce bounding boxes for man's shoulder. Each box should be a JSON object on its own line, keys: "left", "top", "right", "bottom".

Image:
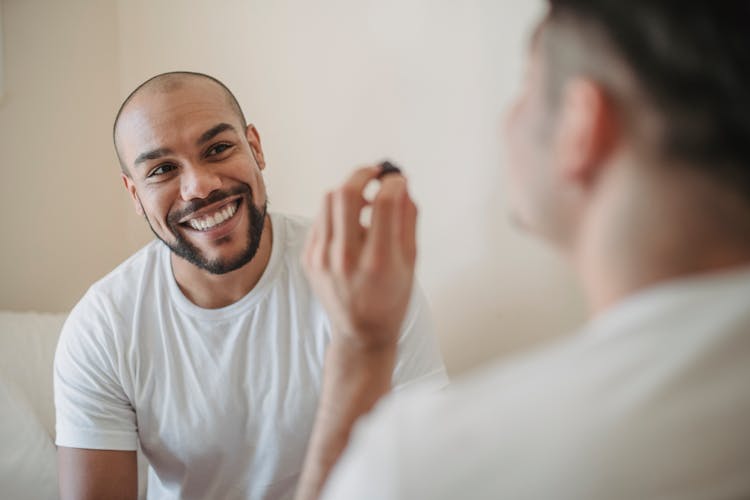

{"left": 267, "top": 212, "right": 315, "bottom": 288}
{"left": 69, "top": 240, "right": 164, "bottom": 320}
{"left": 90, "top": 239, "right": 163, "bottom": 294}
{"left": 330, "top": 285, "right": 750, "bottom": 499}
{"left": 272, "top": 212, "right": 312, "bottom": 254}
{"left": 322, "top": 338, "right": 590, "bottom": 499}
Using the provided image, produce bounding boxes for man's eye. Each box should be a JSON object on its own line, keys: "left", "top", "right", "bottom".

{"left": 206, "top": 143, "right": 233, "bottom": 157}
{"left": 148, "top": 164, "right": 176, "bottom": 178}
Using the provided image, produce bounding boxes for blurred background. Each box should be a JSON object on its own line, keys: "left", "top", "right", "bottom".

{"left": 0, "top": 0, "right": 584, "bottom": 375}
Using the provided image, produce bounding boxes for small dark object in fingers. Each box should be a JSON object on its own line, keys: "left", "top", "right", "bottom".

{"left": 378, "top": 160, "right": 402, "bottom": 180}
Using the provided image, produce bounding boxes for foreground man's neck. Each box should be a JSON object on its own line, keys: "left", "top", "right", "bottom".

{"left": 575, "top": 165, "right": 750, "bottom": 316}
{"left": 171, "top": 214, "right": 274, "bottom": 309}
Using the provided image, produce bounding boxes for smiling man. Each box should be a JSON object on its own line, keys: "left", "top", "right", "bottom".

{"left": 53, "top": 72, "right": 447, "bottom": 500}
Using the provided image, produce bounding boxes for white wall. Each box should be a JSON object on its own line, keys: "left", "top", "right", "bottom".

{"left": 1, "top": 0, "right": 585, "bottom": 374}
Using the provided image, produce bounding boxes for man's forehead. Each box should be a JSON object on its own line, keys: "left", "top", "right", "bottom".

{"left": 115, "top": 82, "right": 241, "bottom": 155}
{"left": 122, "top": 87, "right": 227, "bottom": 125}
{"left": 121, "top": 78, "right": 236, "bottom": 125}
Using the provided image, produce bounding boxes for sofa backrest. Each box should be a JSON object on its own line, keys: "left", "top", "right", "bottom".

{"left": 0, "top": 311, "right": 67, "bottom": 438}
{"left": 0, "top": 310, "right": 148, "bottom": 498}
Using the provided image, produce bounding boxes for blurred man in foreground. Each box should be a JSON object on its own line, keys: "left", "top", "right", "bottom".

{"left": 296, "top": 1, "right": 750, "bottom": 498}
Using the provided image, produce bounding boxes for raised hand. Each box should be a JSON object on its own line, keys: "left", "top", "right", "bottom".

{"left": 295, "top": 162, "right": 419, "bottom": 500}
{"left": 303, "top": 163, "right": 418, "bottom": 351}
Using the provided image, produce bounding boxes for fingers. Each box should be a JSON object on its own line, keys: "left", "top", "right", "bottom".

{"left": 365, "top": 175, "right": 414, "bottom": 269}
{"left": 331, "top": 166, "right": 381, "bottom": 273}
{"left": 320, "top": 191, "right": 333, "bottom": 265}
{"left": 304, "top": 191, "right": 334, "bottom": 272}
{"left": 307, "top": 164, "right": 418, "bottom": 277}
{"left": 306, "top": 165, "right": 382, "bottom": 274}
{"left": 401, "top": 193, "right": 418, "bottom": 265}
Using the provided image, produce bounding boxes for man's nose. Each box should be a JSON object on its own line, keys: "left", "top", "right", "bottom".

{"left": 180, "top": 165, "right": 222, "bottom": 201}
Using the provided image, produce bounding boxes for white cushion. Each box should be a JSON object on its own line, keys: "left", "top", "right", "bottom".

{"left": 0, "top": 377, "right": 58, "bottom": 499}
{"left": 0, "top": 310, "right": 149, "bottom": 498}
{"left": 0, "top": 311, "right": 66, "bottom": 437}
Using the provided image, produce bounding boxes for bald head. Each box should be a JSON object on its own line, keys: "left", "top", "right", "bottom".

{"left": 113, "top": 71, "right": 247, "bottom": 175}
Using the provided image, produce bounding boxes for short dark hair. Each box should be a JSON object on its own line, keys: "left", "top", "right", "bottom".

{"left": 543, "top": 1, "right": 750, "bottom": 196}
{"left": 113, "top": 71, "right": 247, "bottom": 175}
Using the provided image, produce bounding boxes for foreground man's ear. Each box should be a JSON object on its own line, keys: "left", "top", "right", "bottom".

{"left": 555, "top": 77, "right": 619, "bottom": 188}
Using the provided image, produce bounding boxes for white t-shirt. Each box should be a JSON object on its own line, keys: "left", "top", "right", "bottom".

{"left": 54, "top": 213, "right": 447, "bottom": 500}
{"left": 323, "top": 268, "right": 750, "bottom": 500}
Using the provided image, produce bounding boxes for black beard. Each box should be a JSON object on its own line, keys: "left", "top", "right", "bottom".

{"left": 143, "top": 185, "right": 268, "bottom": 275}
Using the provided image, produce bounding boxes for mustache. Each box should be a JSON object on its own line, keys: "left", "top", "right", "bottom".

{"left": 167, "top": 185, "right": 252, "bottom": 225}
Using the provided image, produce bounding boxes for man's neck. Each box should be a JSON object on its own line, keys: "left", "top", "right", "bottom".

{"left": 170, "top": 214, "right": 274, "bottom": 309}
{"left": 574, "top": 164, "right": 750, "bottom": 316}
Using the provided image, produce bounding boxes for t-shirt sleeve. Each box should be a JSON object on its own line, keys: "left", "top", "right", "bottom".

{"left": 391, "top": 282, "right": 449, "bottom": 392}
{"left": 54, "top": 292, "right": 138, "bottom": 451}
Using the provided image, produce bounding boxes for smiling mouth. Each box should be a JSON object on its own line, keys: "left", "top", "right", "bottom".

{"left": 181, "top": 199, "right": 241, "bottom": 232}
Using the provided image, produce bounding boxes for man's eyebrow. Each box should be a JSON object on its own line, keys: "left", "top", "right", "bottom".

{"left": 134, "top": 148, "right": 174, "bottom": 166}
{"left": 197, "top": 123, "right": 237, "bottom": 146}
{"left": 131, "top": 122, "right": 237, "bottom": 167}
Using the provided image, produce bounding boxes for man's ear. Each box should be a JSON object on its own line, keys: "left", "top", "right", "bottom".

{"left": 245, "top": 123, "right": 266, "bottom": 171}
{"left": 555, "top": 78, "right": 618, "bottom": 187}
{"left": 122, "top": 174, "right": 144, "bottom": 215}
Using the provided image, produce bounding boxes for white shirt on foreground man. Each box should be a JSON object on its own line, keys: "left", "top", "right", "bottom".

{"left": 324, "top": 268, "right": 750, "bottom": 499}
{"left": 294, "top": 1, "right": 750, "bottom": 499}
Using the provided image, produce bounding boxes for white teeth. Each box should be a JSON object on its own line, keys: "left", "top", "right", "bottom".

{"left": 186, "top": 201, "right": 238, "bottom": 231}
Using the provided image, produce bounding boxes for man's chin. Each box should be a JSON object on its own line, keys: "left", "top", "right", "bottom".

{"left": 158, "top": 196, "right": 267, "bottom": 275}
{"left": 171, "top": 221, "right": 263, "bottom": 275}
{"left": 173, "top": 245, "right": 256, "bottom": 275}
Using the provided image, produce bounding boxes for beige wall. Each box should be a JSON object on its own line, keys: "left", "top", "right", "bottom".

{"left": 0, "top": 0, "right": 135, "bottom": 313}
{"left": 0, "top": 0, "right": 585, "bottom": 374}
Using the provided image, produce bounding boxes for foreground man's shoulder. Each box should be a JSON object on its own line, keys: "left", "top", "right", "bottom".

{"left": 326, "top": 319, "right": 750, "bottom": 500}
{"left": 322, "top": 336, "right": 610, "bottom": 499}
